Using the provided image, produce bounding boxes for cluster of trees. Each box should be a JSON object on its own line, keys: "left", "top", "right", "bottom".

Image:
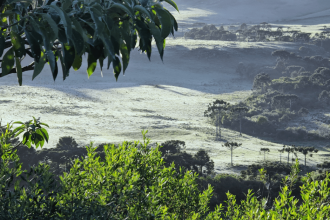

{"left": 159, "top": 140, "right": 215, "bottom": 175}
{"left": 183, "top": 22, "right": 330, "bottom": 45}
{"left": 223, "top": 49, "right": 330, "bottom": 140}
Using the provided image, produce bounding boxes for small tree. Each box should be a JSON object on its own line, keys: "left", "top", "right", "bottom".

{"left": 222, "top": 142, "right": 242, "bottom": 167}
{"left": 260, "top": 148, "right": 270, "bottom": 161}
{"left": 253, "top": 73, "right": 271, "bottom": 93}
{"left": 193, "top": 149, "right": 214, "bottom": 174}
{"left": 159, "top": 140, "right": 185, "bottom": 155}
{"left": 231, "top": 105, "right": 249, "bottom": 136}
{"left": 294, "top": 146, "right": 318, "bottom": 167}
{"left": 204, "top": 99, "right": 230, "bottom": 140}
{"left": 278, "top": 148, "right": 285, "bottom": 163}
{"left": 281, "top": 145, "right": 295, "bottom": 164}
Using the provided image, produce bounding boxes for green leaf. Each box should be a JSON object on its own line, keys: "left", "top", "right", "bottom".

{"left": 154, "top": 8, "right": 172, "bottom": 38}
{"left": 22, "top": 132, "right": 30, "bottom": 145}
{"left": 100, "top": 34, "right": 116, "bottom": 60}
{"left": 1, "top": 48, "right": 14, "bottom": 77}
{"left": 89, "top": 5, "right": 105, "bottom": 41}
{"left": 24, "top": 27, "right": 41, "bottom": 63}
{"left": 103, "top": 15, "right": 113, "bottom": 32}
{"left": 10, "top": 31, "right": 26, "bottom": 58}
{"left": 39, "top": 122, "right": 49, "bottom": 127}
{"left": 72, "top": 17, "right": 88, "bottom": 42}
{"left": 39, "top": 128, "right": 49, "bottom": 143}
{"left": 134, "top": 5, "right": 154, "bottom": 23}
{"left": 0, "top": 32, "right": 4, "bottom": 57}
{"left": 15, "top": 57, "right": 22, "bottom": 86}
{"left": 121, "top": 20, "right": 132, "bottom": 52}
{"left": 42, "top": 13, "right": 59, "bottom": 39}
{"left": 120, "top": 41, "right": 129, "bottom": 74}
{"left": 113, "top": 56, "right": 121, "bottom": 81}
{"left": 148, "top": 22, "right": 164, "bottom": 60}
{"left": 71, "top": 29, "right": 84, "bottom": 56}
{"left": 110, "top": 2, "right": 134, "bottom": 18}
{"left": 46, "top": 50, "right": 57, "bottom": 80}
{"left": 59, "top": 50, "right": 67, "bottom": 80}
{"left": 61, "top": 44, "right": 75, "bottom": 79}
{"left": 32, "top": 50, "right": 46, "bottom": 80}
{"left": 49, "top": 4, "right": 72, "bottom": 43}
{"left": 62, "top": 0, "right": 72, "bottom": 11}
{"left": 161, "top": 0, "right": 179, "bottom": 12}
{"left": 72, "top": 54, "right": 82, "bottom": 71}
{"left": 87, "top": 53, "right": 97, "bottom": 78}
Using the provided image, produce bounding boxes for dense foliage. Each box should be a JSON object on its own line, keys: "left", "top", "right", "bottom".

{"left": 0, "top": 0, "right": 178, "bottom": 85}
{"left": 205, "top": 49, "right": 330, "bottom": 142}
{"left": 1, "top": 118, "right": 330, "bottom": 219}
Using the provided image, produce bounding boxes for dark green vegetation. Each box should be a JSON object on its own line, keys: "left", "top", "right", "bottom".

{"left": 205, "top": 49, "right": 330, "bottom": 142}
{"left": 1, "top": 119, "right": 330, "bottom": 218}
{"left": 0, "top": 0, "right": 178, "bottom": 85}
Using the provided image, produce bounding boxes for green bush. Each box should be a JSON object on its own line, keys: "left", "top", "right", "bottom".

{"left": 1, "top": 118, "right": 330, "bottom": 219}
{"left": 256, "top": 116, "right": 268, "bottom": 125}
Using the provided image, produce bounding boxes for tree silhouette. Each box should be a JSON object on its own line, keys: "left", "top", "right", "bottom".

{"left": 194, "top": 149, "right": 214, "bottom": 174}
{"left": 294, "top": 146, "right": 318, "bottom": 167}
{"left": 281, "top": 145, "right": 296, "bottom": 164}
{"left": 159, "top": 140, "right": 186, "bottom": 155}
{"left": 278, "top": 148, "right": 285, "bottom": 163}
{"left": 253, "top": 73, "right": 271, "bottom": 93}
{"left": 260, "top": 148, "right": 270, "bottom": 162}
{"left": 231, "top": 105, "right": 249, "bottom": 136}
{"left": 222, "top": 142, "right": 242, "bottom": 166}
{"left": 204, "top": 99, "right": 230, "bottom": 140}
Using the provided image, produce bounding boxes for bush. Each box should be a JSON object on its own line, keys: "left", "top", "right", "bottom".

{"left": 2, "top": 119, "right": 330, "bottom": 219}
{"left": 197, "top": 174, "right": 264, "bottom": 211}
{"left": 55, "top": 136, "right": 79, "bottom": 150}
{"left": 256, "top": 116, "right": 268, "bottom": 125}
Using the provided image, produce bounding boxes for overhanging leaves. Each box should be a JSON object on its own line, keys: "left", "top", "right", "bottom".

{"left": 24, "top": 27, "right": 42, "bottom": 63}
{"left": 48, "top": 4, "right": 72, "bottom": 43}
{"left": 154, "top": 8, "right": 172, "bottom": 39}
{"left": 0, "top": 0, "right": 179, "bottom": 85}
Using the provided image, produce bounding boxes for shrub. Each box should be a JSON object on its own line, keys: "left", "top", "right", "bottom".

{"left": 2, "top": 119, "right": 330, "bottom": 219}
{"left": 55, "top": 136, "right": 79, "bottom": 150}
{"left": 256, "top": 116, "right": 268, "bottom": 125}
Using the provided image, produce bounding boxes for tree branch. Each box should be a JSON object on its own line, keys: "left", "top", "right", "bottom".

{"left": 0, "top": 62, "right": 35, "bottom": 77}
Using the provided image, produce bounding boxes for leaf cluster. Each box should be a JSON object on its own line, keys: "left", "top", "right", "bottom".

{"left": 0, "top": 0, "right": 179, "bottom": 85}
